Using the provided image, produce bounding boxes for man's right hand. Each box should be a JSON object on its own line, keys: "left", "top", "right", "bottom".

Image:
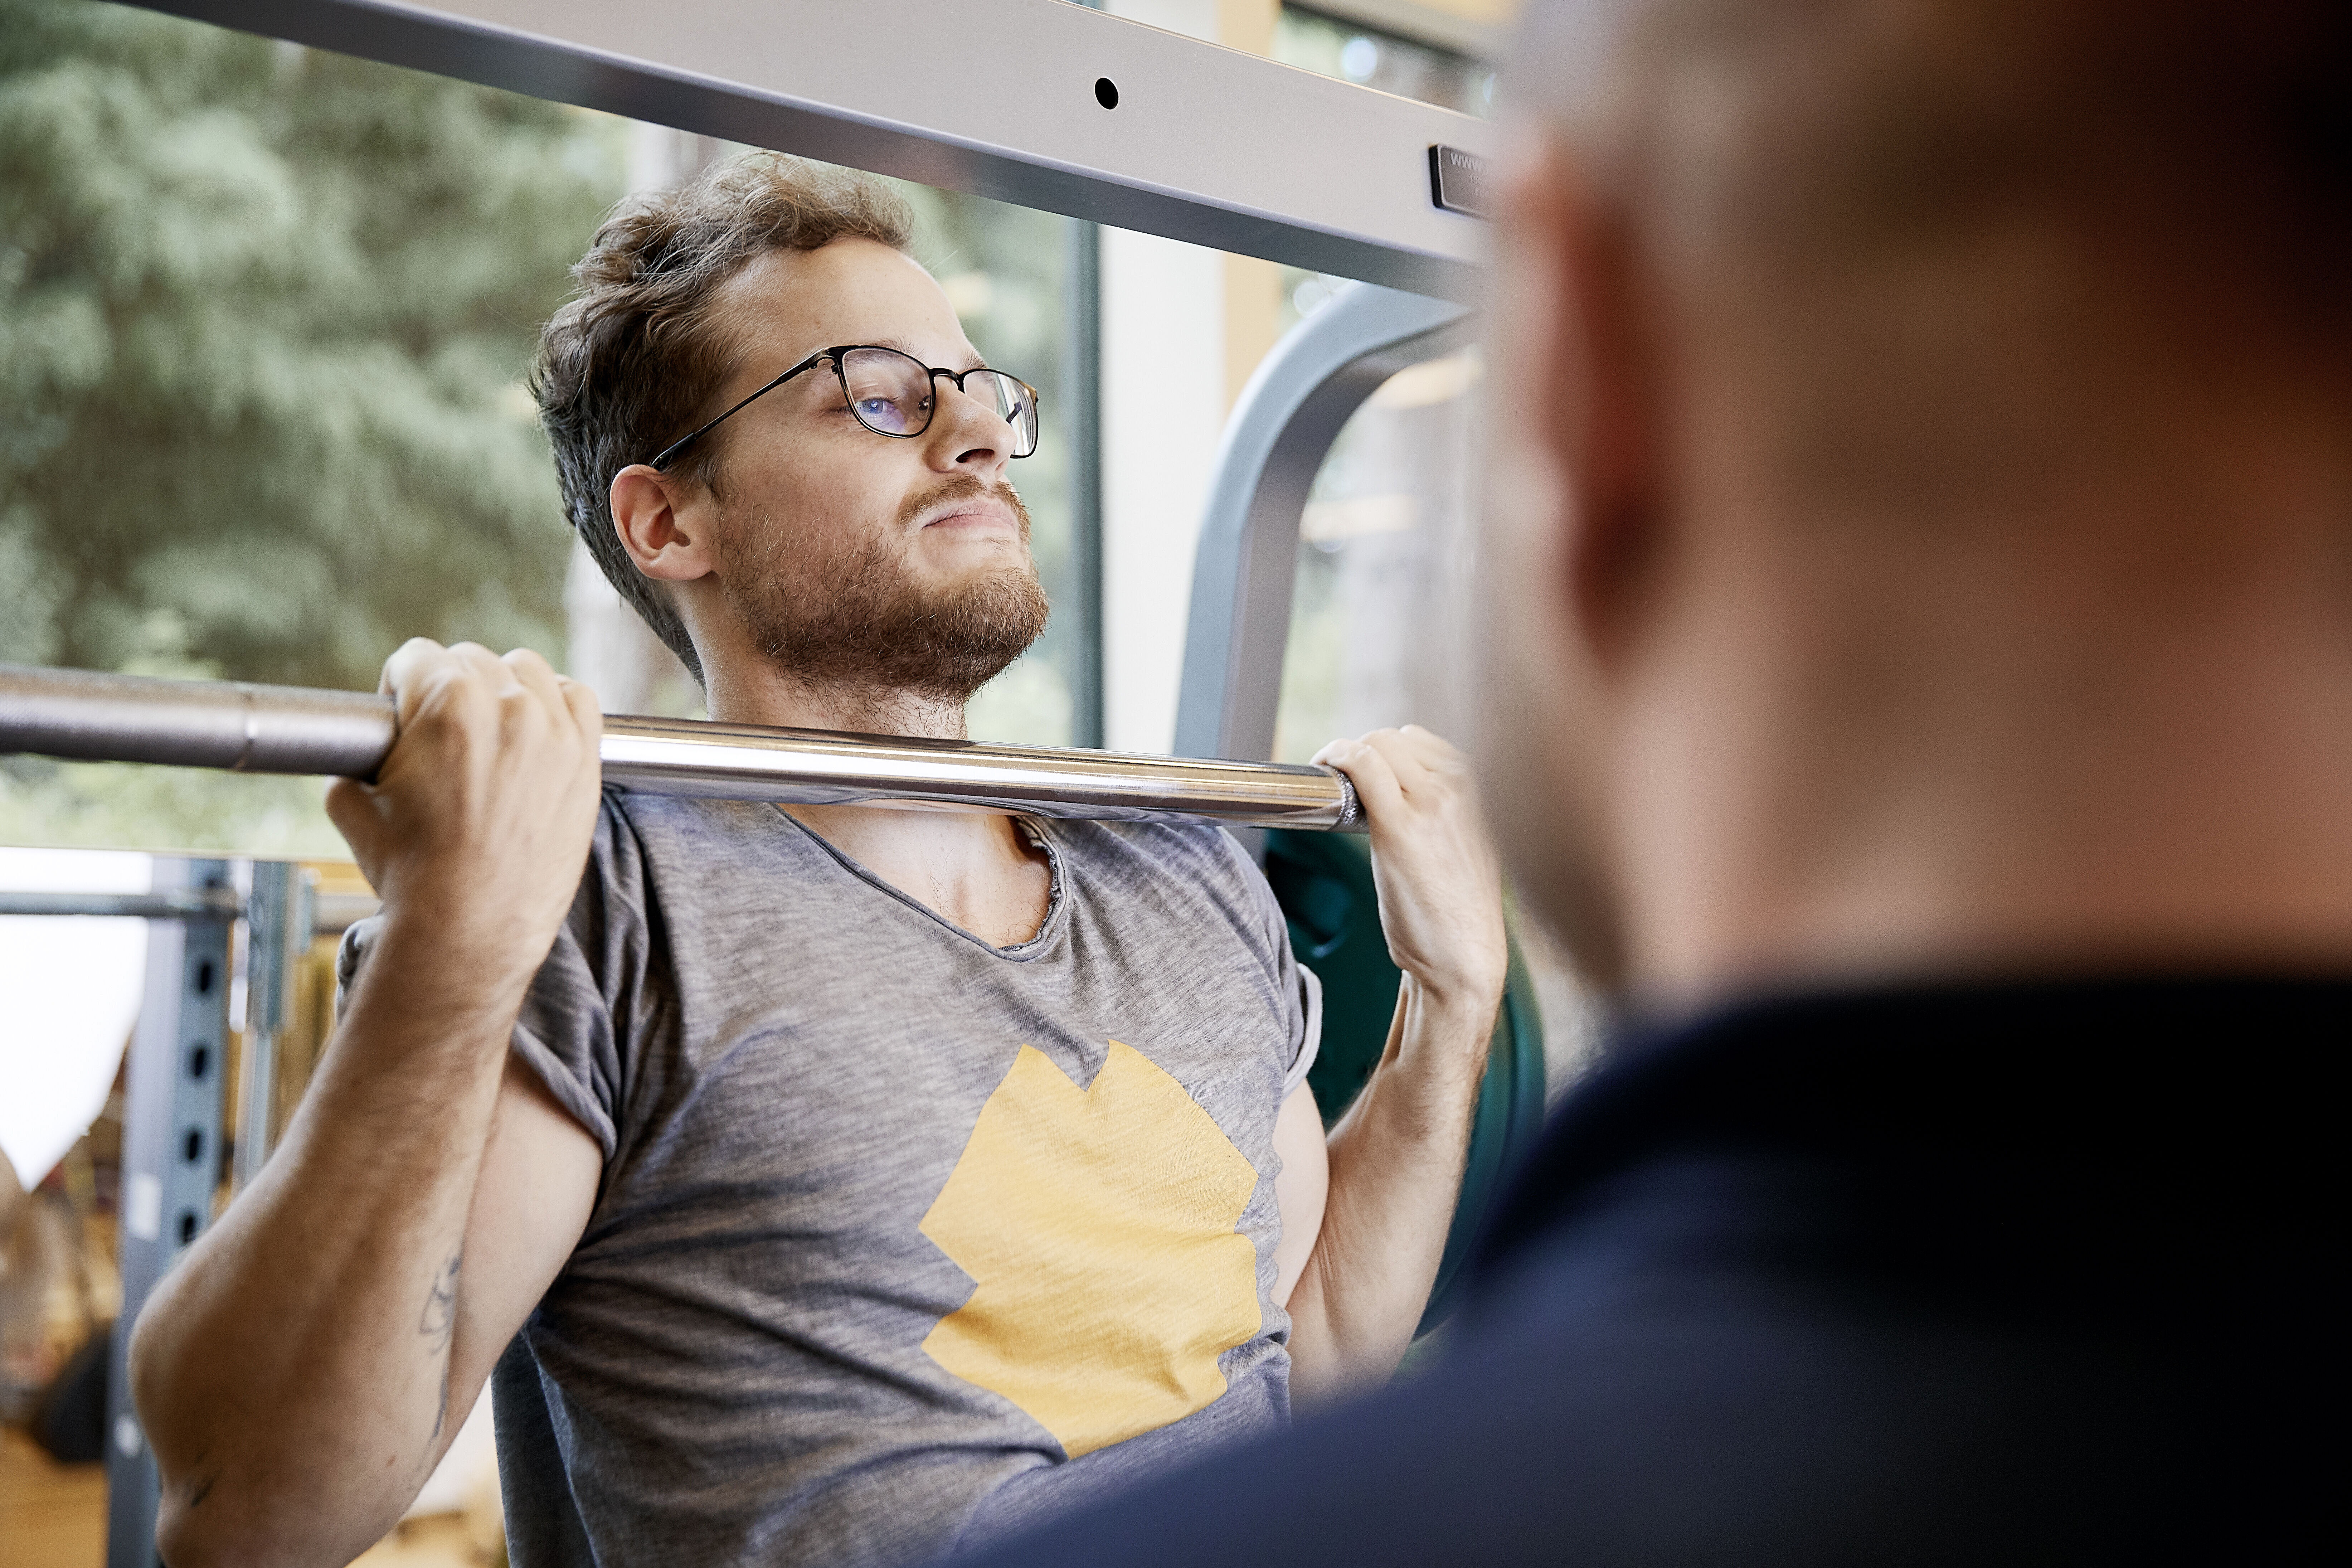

{"left": 325, "top": 639, "right": 603, "bottom": 990}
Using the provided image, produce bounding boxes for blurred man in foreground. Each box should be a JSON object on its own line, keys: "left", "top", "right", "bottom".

{"left": 953, "top": 0, "right": 2347, "bottom": 1561}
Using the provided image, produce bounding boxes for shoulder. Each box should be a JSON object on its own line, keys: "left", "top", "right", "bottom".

{"left": 1048, "top": 820, "right": 1289, "bottom": 956}
{"left": 554, "top": 790, "right": 775, "bottom": 948}
{"left": 591, "top": 788, "right": 798, "bottom": 879}
{"left": 1050, "top": 819, "right": 1269, "bottom": 896}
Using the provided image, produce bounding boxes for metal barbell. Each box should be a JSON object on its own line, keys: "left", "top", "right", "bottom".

{"left": 0, "top": 664, "right": 1363, "bottom": 832}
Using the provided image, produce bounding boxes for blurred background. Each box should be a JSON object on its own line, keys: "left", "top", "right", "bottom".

{"left": 0, "top": 3, "right": 1578, "bottom": 1565}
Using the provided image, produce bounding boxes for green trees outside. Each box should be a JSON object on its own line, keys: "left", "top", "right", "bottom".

{"left": 0, "top": 0, "right": 1082, "bottom": 856}
{"left": 0, "top": 0, "right": 625, "bottom": 851}
{"left": 0, "top": 0, "right": 618, "bottom": 684}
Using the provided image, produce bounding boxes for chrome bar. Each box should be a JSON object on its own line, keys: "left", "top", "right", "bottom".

{"left": 0, "top": 663, "right": 400, "bottom": 776}
{"left": 0, "top": 887, "right": 379, "bottom": 933}
{"left": 0, "top": 664, "right": 1363, "bottom": 831}
{"left": 0, "top": 889, "right": 244, "bottom": 919}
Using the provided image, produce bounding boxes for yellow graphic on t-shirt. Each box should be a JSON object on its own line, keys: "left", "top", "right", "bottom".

{"left": 919, "top": 1041, "right": 1263, "bottom": 1459}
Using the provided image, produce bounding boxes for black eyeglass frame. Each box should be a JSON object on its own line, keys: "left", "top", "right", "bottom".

{"left": 645, "top": 345, "right": 1041, "bottom": 472}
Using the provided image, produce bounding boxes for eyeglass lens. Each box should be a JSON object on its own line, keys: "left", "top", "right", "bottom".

{"left": 837, "top": 348, "right": 1038, "bottom": 457}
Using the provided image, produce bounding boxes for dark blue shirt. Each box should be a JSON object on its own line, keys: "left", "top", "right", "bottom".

{"left": 949, "top": 977, "right": 2343, "bottom": 1565}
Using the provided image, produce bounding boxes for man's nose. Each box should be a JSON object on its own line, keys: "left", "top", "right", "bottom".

{"left": 930, "top": 377, "right": 1015, "bottom": 468}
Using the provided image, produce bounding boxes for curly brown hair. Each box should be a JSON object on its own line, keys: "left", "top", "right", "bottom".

{"left": 532, "top": 153, "right": 915, "bottom": 683}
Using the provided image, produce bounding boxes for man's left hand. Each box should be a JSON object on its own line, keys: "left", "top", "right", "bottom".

{"left": 1313, "top": 726, "right": 1509, "bottom": 1018}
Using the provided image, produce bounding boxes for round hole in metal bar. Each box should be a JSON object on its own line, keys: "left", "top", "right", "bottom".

{"left": 188, "top": 1043, "right": 211, "bottom": 1081}
{"left": 177, "top": 1210, "right": 200, "bottom": 1246}
{"left": 194, "top": 957, "right": 216, "bottom": 994}
{"left": 1094, "top": 77, "right": 1118, "bottom": 108}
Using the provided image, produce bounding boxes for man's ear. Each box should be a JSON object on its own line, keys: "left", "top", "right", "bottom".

{"left": 1502, "top": 135, "right": 1665, "bottom": 665}
{"left": 1476, "top": 130, "right": 1651, "bottom": 991}
{"left": 609, "top": 465, "right": 718, "bottom": 583}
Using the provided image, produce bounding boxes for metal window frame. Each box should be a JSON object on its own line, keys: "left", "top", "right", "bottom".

{"left": 1063, "top": 214, "right": 1107, "bottom": 747}
{"left": 1286, "top": 0, "right": 1508, "bottom": 63}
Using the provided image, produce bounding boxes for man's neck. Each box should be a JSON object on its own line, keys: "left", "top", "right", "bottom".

{"left": 696, "top": 653, "right": 1052, "bottom": 946}
{"left": 1619, "top": 502, "right": 2352, "bottom": 1006}
{"left": 703, "top": 661, "right": 967, "bottom": 741}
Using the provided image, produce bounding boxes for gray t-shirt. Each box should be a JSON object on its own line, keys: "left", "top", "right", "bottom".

{"left": 346, "top": 792, "right": 1320, "bottom": 1568}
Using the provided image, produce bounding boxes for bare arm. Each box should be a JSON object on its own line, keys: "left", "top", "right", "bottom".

{"left": 1270, "top": 1086, "right": 1330, "bottom": 1308}
{"left": 129, "top": 641, "right": 605, "bottom": 1568}
{"left": 1281, "top": 727, "right": 1507, "bottom": 1403}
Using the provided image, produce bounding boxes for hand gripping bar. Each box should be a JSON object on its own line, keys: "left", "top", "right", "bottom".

{"left": 0, "top": 664, "right": 1364, "bottom": 832}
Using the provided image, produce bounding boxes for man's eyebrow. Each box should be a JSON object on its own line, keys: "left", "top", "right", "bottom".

{"left": 861, "top": 336, "right": 988, "bottom": 372}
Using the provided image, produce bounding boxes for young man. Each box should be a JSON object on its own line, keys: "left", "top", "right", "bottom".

{"left": 945, "top": 0, "right": 2349, "bottom": 1564}
{"left": 128, "top": 157, "right": 1507, "bottom": 1568}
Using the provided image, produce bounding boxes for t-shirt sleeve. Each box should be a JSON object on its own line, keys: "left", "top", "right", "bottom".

{"left": 1217, "top": 829, "right": 1323, "bottom": 1102}
{"left": 1283, "top": 959, "right": 1324, "bottom": 1102}
{"left": 334, "top": 796, "right": 642, "bottom": 1162}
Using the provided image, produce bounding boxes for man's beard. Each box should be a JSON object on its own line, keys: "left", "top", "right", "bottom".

{"left": 718, "top": 475, "right": 1051, "bottom": 704}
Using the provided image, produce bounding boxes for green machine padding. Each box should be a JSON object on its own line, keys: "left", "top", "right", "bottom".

{"left": 1261, "top": 828, "right": 1550, "bottom": 1336}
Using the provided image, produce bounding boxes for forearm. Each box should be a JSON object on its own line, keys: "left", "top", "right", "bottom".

{"left": 1286, "top": 976, "right": 1495, "bottom": 1401}
{"left": 131, "top": 914, "right": 530, "bottom": 1568}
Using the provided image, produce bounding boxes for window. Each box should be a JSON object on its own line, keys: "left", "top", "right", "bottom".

{"left": 0, "top": 0, "right": 1090, "bottom": 856}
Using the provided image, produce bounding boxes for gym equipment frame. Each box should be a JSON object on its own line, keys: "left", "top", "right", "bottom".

{"left": 3, "top": 863, "right": 361, "bottom": 1567}
{"left": 130, "top": 0, "right": 1493, "bottom": 301}
{"left": 1175, "top": 279, "right": 1479, "bottom": 762}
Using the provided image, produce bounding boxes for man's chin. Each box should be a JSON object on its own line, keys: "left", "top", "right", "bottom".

{"left": 721, "top": 526, "right": 1050, "bottom": 703}
{"left": 859, "top": 560, "right": 1050, "bottom": 700}
{"left": 910, "top": 531, "right": 1031, "bottom": 580}
{"left": 903, "top": 550, "right": 1025, "bottom": 592}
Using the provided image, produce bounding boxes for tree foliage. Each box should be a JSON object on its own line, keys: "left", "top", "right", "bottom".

{"left": 0, "top": 0, "right": 1094, "bottom": 853}
{"left": 1, "top": 0, "right": 623, "bottom": 851}
{"left": 0, "top": 0, "right": 623, "bottom": 688}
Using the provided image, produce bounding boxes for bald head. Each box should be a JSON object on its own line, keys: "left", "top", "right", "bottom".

{"left": 1527, "top": 0, "right": 2351, "bottom": 509}
{"left": 1481, "top": 0, "right": 2352, "bottom": 999}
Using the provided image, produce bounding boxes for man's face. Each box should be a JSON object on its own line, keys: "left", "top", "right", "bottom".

{"left": 690, "top": 238, "right": 1048, "bottom": 700}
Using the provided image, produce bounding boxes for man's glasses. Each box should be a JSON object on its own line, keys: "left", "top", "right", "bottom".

{"left": 647, "top": 345, "right": 1041, "bottom": 471}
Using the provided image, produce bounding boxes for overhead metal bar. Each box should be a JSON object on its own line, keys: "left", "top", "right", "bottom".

{"left": 130, "top": 0, "right": 1494, "bottom": 301}
{"left": 0, "top": 664, "right": 1365, "bottom": 832}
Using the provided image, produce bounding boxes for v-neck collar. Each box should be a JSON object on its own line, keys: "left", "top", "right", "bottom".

{"left": 772, "top": 807, "right": 1069, "bottom": 962}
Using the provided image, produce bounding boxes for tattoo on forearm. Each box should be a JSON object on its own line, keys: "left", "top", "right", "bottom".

{"left": 422, "top": 1251, "right": 461, "bottom": 1441}
{"left": 419, "top": 1251, "right": 461, "bottom": 1351}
